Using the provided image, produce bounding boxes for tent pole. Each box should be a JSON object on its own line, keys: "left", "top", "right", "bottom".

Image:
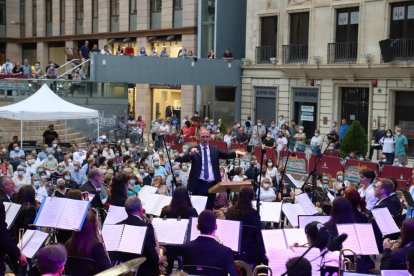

{"left": 65, "top": 120, "right": 67, "bottom": 142}
{"left": 97, "top": 117, "right": 100, "bottom": 140}
{"left": 20, "top": 120, "right": 23, "bottom": 148}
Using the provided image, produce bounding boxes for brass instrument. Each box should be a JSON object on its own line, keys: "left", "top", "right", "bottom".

{"left": 253, "top": 264, "right": 272, "bottom": 276}
{"left": 147, "top": 215, "right": 168, "bottom": 276}
{"left": 95, "top": 207, "right": 111, "bottom": 263}
{"left": 235, "top": 260, "right": 253, "bottom": 276}
{"left": 338, "top": 249, "right": 358, "bottom": 276}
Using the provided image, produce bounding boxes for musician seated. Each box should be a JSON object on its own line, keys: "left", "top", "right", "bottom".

{"left": 37, "top": 244, "right": 67, "bottom": 276}
{"left": 116, "top": 197, "right": 160, "bottom": 276}
{"left": 343, "top": 188, "right": 368, "bottom": 223}
{"left": 285, "top": 256, "right": 312, "bottom": 276}
{"left": 65, "top": 210, "right": 111, "bottom": 273}
{"left": 79, "top": 168, "right": 108, "bottom": 209}
{"left": 408, "top": 248, "right": 414, "bottom": 275}
{"left": 160, "top": 187, "right": 198, "bottom": 219}
{"left": 226, "top": 187, "right": 267, "bottom": 266}
{"left": 372, "top": 178, "right": 402, "bottom": 218}
{"left": 181, "top": 210, "right": 237, "bottom": 276}
{"left": 381, "top": 218, "right": 414, "bottom": 270}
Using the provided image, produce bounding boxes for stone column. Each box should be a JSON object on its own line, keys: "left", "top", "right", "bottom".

{"left": 181, "top": 85, "right": 196, "bottom": 121}
{"left": 83, "top": 0, "right": 92, "bottom": 34}
{"left": 65, "top": 0, "right": 75, "bottom": 35}
{"left": 137, "top": 0, "right": 150, "bottom": 30}
{"left": 98, "top": 0, "right": 110, "bottom": 33}
{"left": 6, "top": 0, "right": 19, "bottom": 38}
{"left": 51, "top": 0, "right": 60, "bottom": 36}
{"left": 25, "top": 0, "right": 32, "bottom": 37}
{"left": 36, "top": 0, "right": 45, "bottom": 37}
{"left": 37, "top": 42, "right": 49, "bottom": 70}
{"left": 182, "top": 0, "right": 197, "bottom": 27}
{"left": 135, "top": 84, "right": 152, "bottom": 132}
{"left": 161, "top": 0, "right": 173, "bottom": 29}
{"left": 119, "top": 0, "right": 129, "bottom": 31}
{"left": 5, "top": 43, "right": 22, "bottom": 63}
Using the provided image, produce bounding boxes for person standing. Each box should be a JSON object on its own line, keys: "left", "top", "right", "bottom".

{"left": 394, "top": 126, "right": 409, "bottom": 166}
{"left": 43, "top": 124, "right": 60, "bottom": 147}
{"left": 79, "top": 40, "right": 91, "bottom": 75}
{"left": 176, "top": 128, "right": 245, "bottom": 209}
{"left": 369, "top": 124, "right": 386, "bottom": 160}
{"left": 339, "top": 118, "right": 349, "bottom": 143}
{"left": 379, "top": 129, "right": 395, "bottom": 165}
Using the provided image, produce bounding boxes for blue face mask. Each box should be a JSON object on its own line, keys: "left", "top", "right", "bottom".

{"left": 34, "top": 181, "right": 41, "bottom": 187}
{"left": 58, "top": 167, "right": 64, "bottom": 172}
{"left": 18, "top": 171, "right": 24, "bottom": 176}
{"left": 174, "top": 170, "right": 180, "bottom": 177}
{"left": 48, "top": 155, "right": 54, "bottom": 159}
{"left": 322, "top": 184, "right": 329, "bottom": 190}
{"left": 129, "top": 179, "right": 136, "bottom": 185}
{"left": 64, "top": 176, "right": 71, "bottom": 181}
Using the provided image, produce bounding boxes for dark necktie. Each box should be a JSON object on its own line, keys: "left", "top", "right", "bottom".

{"left": 203, "top": 147, "right": 209, "bottom": 180}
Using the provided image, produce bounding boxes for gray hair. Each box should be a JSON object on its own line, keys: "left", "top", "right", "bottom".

{"left": 124, "top": 197, "right": 142, "bottom": 214}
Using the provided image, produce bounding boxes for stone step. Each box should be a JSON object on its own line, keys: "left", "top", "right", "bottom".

{"left": 0, "top": 125, "right": 68, "bottom": 132}
{"left": 0, "top": 121, "right": 61, "bottom": 127}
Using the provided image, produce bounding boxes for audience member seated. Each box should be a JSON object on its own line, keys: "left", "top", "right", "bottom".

{"left": 256, "top": 178, "right": 276, "bottom": 202}
{"left": 181, "top": 210, "right": 237, "bottom": 276}
{"left": 160, "top": 187, "right": 198, "bottom": 219}
{"left": 37, "top": 244, "right": 67, "bottom": 276}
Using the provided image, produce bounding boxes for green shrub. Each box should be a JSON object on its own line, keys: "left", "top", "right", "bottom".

{"left": 340, "top": 120, "right": 368, "bottom": 157}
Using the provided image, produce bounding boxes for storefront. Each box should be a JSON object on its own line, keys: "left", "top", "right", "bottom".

{"left": 255, "top": 87, "right": 276, "bottom": 124}
{"left": 292, "top": 87, "right": 319, "bottom": 142}
{"left": 394, "top": 90, "right": 414, "bottom": 156}
{"left": 340, "top": 87, "right": 370, "bottom": 131}
{"left": 152, "top": 86, "right": 181, "bottom": 120}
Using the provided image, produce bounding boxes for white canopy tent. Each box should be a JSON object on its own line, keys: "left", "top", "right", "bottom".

{"left": 0, "top": 84, "right": 99, "bottom": 147}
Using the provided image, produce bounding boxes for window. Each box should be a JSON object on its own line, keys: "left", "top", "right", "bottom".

{"left": 130, "top": 0, "right": 137, "bottom": 14}
{"left": 0, "top": 0, "right": 6, "bottom": 25}
{"left": 60, "top": 0, "right": 65, "bottom": 22}
{"left": 110, "top": 0, "right": 119, "bottom": 17}
{"left": 335, "top": 7, "right": 359, "bottom": 43}
{"left": 92, "top": 0, "right": 98, "bottom": 18}
{"left": 151, "top": 0, "right": 162, "bottom": 13}
{"left": 46, "top": 0, "right": 52, "bottom": 23}
{"left": 173, "top": 0, "right": 182, "bottom": 10}
{"left": 256, "top": 16, "right": 277, "bottom": 63}
{"left": 76, "top": 0, "right": 83, "bottom": 20}
{"left": 290, "top": 12, "right": 309, "bottom": 45}
{"left": 390, "top": 1, "right": 414, "bottom": 39}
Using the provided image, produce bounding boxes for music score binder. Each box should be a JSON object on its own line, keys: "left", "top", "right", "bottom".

{"left": 297, "top": 215, "right": 331, "bottom": 228}
{"left": 252, "top": 201, "right": 282, "bottom": 222}
{"left": 34, "top": 197, "right": 90, "bottom": 231}
{"left": 371, "top": 207, "right": 400, "bottom": 236}
{"left": 104, "top": 205, "right": 128, "bottom": 225}
{"left": 295, "top": 193, "right": 318, "bottom": 215}
{"left": 18, "top": 230, "right": 49, "bottom": 259}
{"left": 152, "top": 218, "right": 189, "bottom": 245}
{"left": 261, "top": 229, "right": 308, "bottom": 250}
{"left": 102, "top": 224, "right": 147, "bottom": 255}
{"left": 140, "top": 194, "right": 172, "bottom": 216}
{"left": 189, "top": 217, "right": 241, "bottom": 252}
{"left": 336, "top": 224, "right": 379, "bottom": 255}
{"left": 3, "top": 202, "right": 21, "bottom": 230}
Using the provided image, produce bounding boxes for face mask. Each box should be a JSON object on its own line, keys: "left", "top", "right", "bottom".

{"left": 380, "top": 127, "right": 385, "bottom": 131}
{"left": 382, "top": 158, "right": 387, "bottom": 162}
{"left": 74, "top": 166, "right": 79, "bottom": 171}
{"left": 28, "top": 159, "right": 34, "bottom": 164}
{"left": 257, "top": 123, "right": 262, "bottom": 126}
{"left": 93, "top": 152, "right": 98, "bottom": 156}
{"left": 34, "top": 181, "right": 40, "bottom": 188}
{"left": 182, "top": 165, "right": 188, "bottom": 171}
{"left": 139, "top": 168, "right": 146, "bottom": 173}
{"left": 210, "top": 122, "right": 214, "bottom": 125}
{"left": 58, "top": 167, "right": 64, "bottom": 172}
{"left": 393, "top": 162, "right": 400, "bottom": 166}
{"left": 115, "top": 153, "right": 120, "bottom": 157}
{"left": 35, "top": 65, "right": 39, "bottom": 69}
{"left": 174, "top": 170, "right": 180, "bottom": 176}
{"left": 396, "top": 131, "right": 401, "bottom": 136}
{"left": 18, "top": 171, "right": 24, "bottom": 176}
{"left": 271, "top": 124, "right": 275, "bottom": 127}
{"left": 53, "top": 144, "right": 57, "bottom": 148}
{"left": 314, "top": 133, "right": 319, "bottom": 136}
{"left": 263, "top": 183, "right": 270, "bottom": 189}
{"left": 58, "top": 184, "right": 66, "bottom": 190}
{"left": 154, "top": 162, "right": 160, "bottom": 167}
{"left": 299, "top": 130, "right": 303, "bottom": 133}
{"left": 149, "top": 172, "right": 154, "bottom": 177}
{"left": 182, "top": 148, "right": 188, "bottom": 153}
{"left": 1, "top": 148, "right": 6, "bottom": 153}
{"left": 267, "top": 134, "right": 272, "bottom": 138}
{"left": 131, "top": 164, "right": 136, "bottom": 168}
{"left": 337, "top": 176, "right": 344, "bottom": 181}
{"left": 267, "top": 162, "right": 273, "bottom": 167}
{"left": 41, "top": 175, "right": 48, "bottom": 179}
{"left": 322, "top": 184, "right": 329, "bottom": 190}
{"left": 48, "top": 155, "right": 53, "bottom": 159}
{"left": 129, "top": 180, "right": 136, "bottom": 185}
{"left": 15, "top": 147, "right": 20, "bottom": 151}
{"left": 102, "top": 169, "right": 107, "bottom": 174}
{"left": 386, "top": 133, "right": 391, "bottom": 137}
{"left": 121, "top": 143, "right": 126, "bottom": 146}
{"left": 278, "top": 135, "right": 282, "bottom": 138}
{"left": 331, "top": 123, "right": 336, "bottom": 127}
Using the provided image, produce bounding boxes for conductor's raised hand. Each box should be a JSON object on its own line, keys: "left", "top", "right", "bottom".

{"left": 190, "top": 148, "right": 200, "bottom": 155}
{"left": 235, "top": 150, "right": 246, "bottom": 158}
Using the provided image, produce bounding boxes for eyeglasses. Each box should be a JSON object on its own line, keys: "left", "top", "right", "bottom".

{"left": 374, "top": 185, "right": 381, "bottom": 189}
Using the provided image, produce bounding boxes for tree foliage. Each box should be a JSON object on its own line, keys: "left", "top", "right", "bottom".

{"left": 340, "top": 120, "right": 368, "bottom": 157}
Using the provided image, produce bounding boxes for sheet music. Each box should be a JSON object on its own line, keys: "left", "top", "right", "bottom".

{"left": 259, "top": 202, "right": 282, "bottom": 222}
{"left": 291, "top": 247, "right": 323, "bottom": 275}
{"left": 152, "top": 218, "right": 189, "bottom": 245}
{"left": 189, "top": 218, "right": 241, "bottom": 252}
{"left": 282, "top": 203, "right": 307, "bottom": 227}
{"left": 57, "top": 199, "right": 90, "bottom": 230}
{"left": 381, "top": 270, "right": 410, "bottom": 276}
{"left": 284, "top": 229, "right": 308, "bottom": 247}
{"left": 355, "top": 224, "right": 379, "bottom": 255}
{"left": 190, "top": 195, "right": 207, "bottom": 215}
{"left": 34, "top": 197, "right": 66, "bottom": 228}
{"left": 267, "top": 249, "right": 295, "bottom": 276}
{"left": 298, "top": 215, "right": 331, "bottom": 228}
{"left": 19, "top": 230, "right": 49, "bottom": 259}
{"left": 371, "top": 208, "right": 400, "bottom": 236}
{"left": 138, "top": 185, "right": 158, "bottom": 197}
{"left": 3, "top": 202, "right": 21, "bottom": 229}
{"left": 286, "top": 174, "right": 303, "bottom": 188}
{"left": 336, "top": 224, "right": 361, "bottom": 255}
{"left": 295, "top": 193, "right": 318, "bottom": 215}
{"left": 140, "top": 194, "right": 171, "bottom": 216}
{"left": 104, "top": 205, "right": 128, "bottom": 225}
{"left": 101, "top": 224, "right": 124, "bottom": 251}
{"left": 262, "top": 229, "right": 289, "bottom": 250}
{"left": 118, "top": 224, "right": 147, "bottom": 254}
{"left": 327, "top": 192, "right": 335, "bottom": 203}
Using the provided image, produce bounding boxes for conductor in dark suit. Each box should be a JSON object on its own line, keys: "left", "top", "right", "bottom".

{"left": 181, "top": 210, "right": 237, "bottom": 276}
{"left": 177, "top": 128, "right": 245, "bottom": 209}
{"left": 117, "top": 197, "right": 160, "bottom": 276}
{"left": 79, "top": 168, "right": 108, "bottom": 209}
{"left": 0, "top": 180, "right": 27, "bottom": 275}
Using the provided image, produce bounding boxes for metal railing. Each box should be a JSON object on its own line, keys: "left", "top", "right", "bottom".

{"left": 327, "top": 42, "right": 358, "bottom": 64}
{"left": 282, "top": 44, "right": 308, "bottom": 64}
{"left": 255, "top": 46, "right": 277, "bottom": 64}
{"left": 391, "top": 38, "right": 414, "bottom": 61}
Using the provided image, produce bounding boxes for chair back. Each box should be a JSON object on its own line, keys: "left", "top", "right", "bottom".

{"left": 65, "top": 256, "right": 98, "bottom": 276}
{"left": 182, "top": 264, "right": 224, "bottom": 276}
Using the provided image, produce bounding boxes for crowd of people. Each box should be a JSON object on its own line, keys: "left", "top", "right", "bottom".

{"left": 0, "top": 111, "right": 414, "bottom": 276}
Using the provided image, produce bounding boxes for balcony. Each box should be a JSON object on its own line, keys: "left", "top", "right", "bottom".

{"left": 390, "top": 38, "right": 414, "bottom": 62}
{"left": 282, "top": 44, "right": 308, "bottom": 64}
{"left": 255, "top": 46, "right": 277, "bottom": 64}
{"left": 327, "top": 42, "right": 358, "bottom": 64}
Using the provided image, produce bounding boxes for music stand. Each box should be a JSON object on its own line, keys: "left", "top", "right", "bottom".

{"left": 402, "top": 190, "right": 414, "bottom": 217}
{"left": 208, "top": 181, "right": 252, "bottom": 194}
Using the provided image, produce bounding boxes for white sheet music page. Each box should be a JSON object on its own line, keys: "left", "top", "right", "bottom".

{"left": 283, "top": 229, "right": 308, "bottom": 247}
{"left": 3, "top": 202, "right": 21, "bottom": 229}
{"left": 355, "top": 223, "right": 379, "bottom": 255}
{"left": 57, "top": 199, "right": 90, "bottom": 230}
{"left": 102, "top": 224, "right": 124, "bottom": 251}
{"left": 259, "top": 202, "right": 282, "bottom": 222}
{"left": 189, "top": 217, "right": 200, "bottom": 241}
{"left": 267, "top": 249, "right": 295, "bottom": 276}
{"left": 295, "top": 193, "right": 318, "bottom": 215}
{"left": 34, "top": 197, "right": 66, "bottom": 228}
{"left": 104, "top": 205, "right": 128, "bottom": 225}
{"left": 291, "top": 247, "right": 323, "bottom": 275}
{"left": 262, "top": 229, "right": 288, "bottom": 250}
{"left": 190, "top": 196, "right": 207, "bottom": 215}
{"left": 336, "top": 224, "right": 361, "bottom": 255}
{"left": 282, "top": 203, "right": 306, "bottom": 227}
{"left": 138, "top": 185, "right": 158, "bottom": 197}
{"left": 298, "top": 215, "right": 331, "bottom": 228}
{"left": 381, "top": 270, "right": 410, "bottom": 276}
{"left": 20, "top": 230, "right": 49, "bottom": 259}
{"left": 216, "top": 219, "right": 241, "bottom": 252}
{"left": 152, "top": 218, "right": 189, "bottom": 245}
{"left": 286, "top": 174, "right": 303, "bottom": 189}
{"left": 371, "top": 208, "right": 400, "bottom": 236}
{"left": 327, "top": 192, "right": 335, "bottom": 203}
{"left": 152, "top": 195, "right": 172, "bottom": 217}
{"left": 118, "top": 225, "right": 147, "bottom": 254}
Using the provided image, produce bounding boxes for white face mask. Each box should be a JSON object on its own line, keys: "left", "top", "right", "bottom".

{"left": 267, "top": 162, "right": 273, "bottom": 167}
{"left": 263, "top": 183, "right": 270, "bottom": 189}
{"left": 298, "top": 130, "right": 303, "bottom": 133}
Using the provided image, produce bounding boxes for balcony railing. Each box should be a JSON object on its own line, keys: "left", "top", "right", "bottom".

{"left": 327, "top": 42, "right": 358, "bottom": 64}
{"left": 255, "top": 46, "right": 277, "bottom": 64}
{"left": 282, "top": 44, "right": 308, "bottom": 64}
{"left": 391, "top": 38, "right": 414, "bottom": 62}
